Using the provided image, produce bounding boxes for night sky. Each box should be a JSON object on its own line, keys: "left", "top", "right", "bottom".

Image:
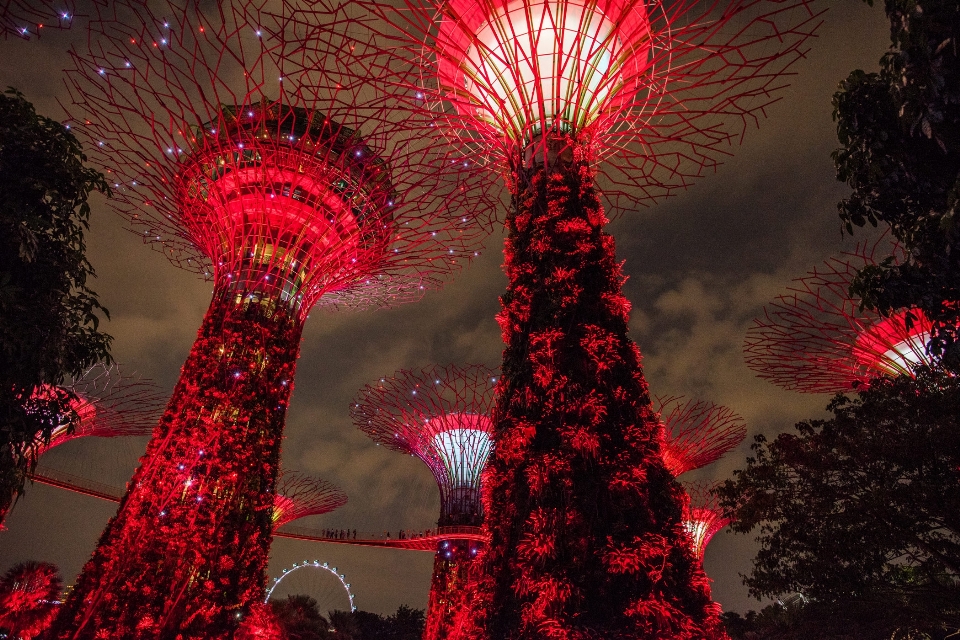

{"left": 0, "top": 0, "right": 889, "bottom": 617}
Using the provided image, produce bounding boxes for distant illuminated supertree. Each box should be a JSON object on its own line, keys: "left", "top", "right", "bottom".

{"left": 1, "top": 0, "right": 78, "bottom": 39}
{"left": 350, "top": 364, "right": 496, "bottom": 640}
{"left": 275, "top": 0, "right": 821, "bottom": 635}
{"left": 0, "top": 364, "right": 164, "bottom": 529}
{"left": 744, "top": 240, "right": 935, "bottom": 394}
{"left": 272, "top": 471, "right": 347, "bottom": 529}
{"left": 656, "top": 396, "right": 747, "bottom": 478}
{"left": 49, "top": 0, "right": 495, "bottom": 636}
{"left": 682, "top": 481, "right": 732, "bottom": 562}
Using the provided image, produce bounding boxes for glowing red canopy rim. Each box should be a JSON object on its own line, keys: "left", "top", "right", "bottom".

{"left": 656, "top": 395, "right": 747, "bottom": 478}
{"left": 280, "top": 0, "right": 823, "bottom": 215}
{"left": 351, "top": 364, "right": 495, "bottom": 640}
{"left": 49, "top": 0, "right": 498, "bottom": 636}
{"left": 351, "top": 364, "right": 497, "bottom": 526}
{"left": 272, "top": 470, "right": 347, "bottom": 528}
{"left": 745, "top": 239, "right": 935, "bottom": 394}
{"left": 29, "top": 363, "right": 165, "bottom": 455}
{"left": 682, "top": 481, "right": 732, "bottom": 561}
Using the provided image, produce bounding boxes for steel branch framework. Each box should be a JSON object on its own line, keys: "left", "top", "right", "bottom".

{"left": 0, "top": 0, "right": 80, "bottom": 39}
{"left": 33, "top": 363, "right": 165, "bottom": 454}
{"left": 656, "top": 396, "right": 747, "bottom": 477}
{"left": 744, "top": 239, "right": 934, "bottom": 393}
{"left": 351, "top": 364, "right": 496, "bottom": 640}
{"left": 280, "top": 0, "right": 823, "bottom": 217}
{"left": 351, "top": 364, "right": 497, "bottom": 527}
{"left": 272, "top": 470, "right": 347, "bottom": 528}
{"left": 682, "top": 481, "right": 732, "bottom": 561}
{"left": 50, "top": 0, "right": 497, "bottom": 637}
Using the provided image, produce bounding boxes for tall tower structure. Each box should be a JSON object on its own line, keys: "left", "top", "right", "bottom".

{"left": 276, "top": 0, "right": 823, "bottom": 636}
{"left": 350, "top": 364, "right": 496, "bottom": 640}
{"left": 656, "top": 396, "right": 747, "bottom": 478}
{"left": 1, "top": 364, "right": 164, "bottom": 529}
{"left": 50, "top": 1, "right": 494, "bottom": 636}
{"left": 744, "top": 240, "right": 934, "bottom": 393}
{"left": 682, "top": 481, "right": 732, "bottom": 561}
{"left": 272, "top": 471, "right": 347, "bottom": 529}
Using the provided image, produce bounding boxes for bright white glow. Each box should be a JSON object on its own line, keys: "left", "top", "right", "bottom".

{"left": 683, "top": 518, "right": 710, "bottom": 558}
{"left": 464, "top": 0, "right": 616, "bottom": 135}
{"left": 431, "top": 419, "right": 492, "bottom": 489}
{"left": 879, "top": 332, "right": 930, "bottom": 376}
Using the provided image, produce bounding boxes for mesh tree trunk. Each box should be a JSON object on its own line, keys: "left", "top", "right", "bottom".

{"left": 457, "top": 139, "right": 723, "bottom": 639}
{"left": 49, "top": 289, "right": 300, "bottom": 638}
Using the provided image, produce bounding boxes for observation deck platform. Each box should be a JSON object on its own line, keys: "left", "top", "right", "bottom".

{"left": 28, "top": 467, "right": 490, "bottom": 550}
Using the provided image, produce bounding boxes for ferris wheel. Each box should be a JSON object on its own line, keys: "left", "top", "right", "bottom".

{"left": 265, "top": 560, "right": 357, "bottom": 614}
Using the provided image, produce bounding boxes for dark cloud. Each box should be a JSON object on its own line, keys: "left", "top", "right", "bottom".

{"left": 0, "top": 0, "right": 890, "bottom": 616}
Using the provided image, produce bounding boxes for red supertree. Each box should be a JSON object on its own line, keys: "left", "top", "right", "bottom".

{"left": 270, "top": 0, "right": 820, "bottom": 636}
{"left": 272, "top": 471, "right": 347, "bottom": 529}
{"left": 682, "top": 482, "right": 732, "bottom": 562}
{"left": 0, "top": 364, "right": 164, "bottom": 529}
{"left": 350, "top": 364, "right": 496, "bottom": 640}
{"left": 744, "top": 240, "right": 935, "bottom": 393}
{"left": 49, "top": 0, "right": 496, "bottom": 636}
{"left": 656, "top": 396, "right": 748, "bottom": 478}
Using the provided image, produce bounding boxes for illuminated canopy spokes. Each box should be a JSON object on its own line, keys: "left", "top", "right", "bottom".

{"left": 656, "top": 395, "right": 747, "bottom": 477}
{"left": 745, "top": 238, "right": 938, "bottom": 393}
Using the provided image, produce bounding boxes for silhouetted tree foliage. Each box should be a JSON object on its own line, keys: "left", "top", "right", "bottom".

{"left": 0, "top": 88, "right": 111, "bottom": 522}
{"left": 271, "top": 601, "right": 424, "bottom": 640}
{"left": 718, "top": 368, "right": 960, "bottom": 639}
{"left": 833, "top": 0, "right": 960, "bottom": 366}
{"left": 270, "top": 595, "right": 329, "bottom": 640}
{"left": 0, "top": 560, "right": 62, "bottom": 640}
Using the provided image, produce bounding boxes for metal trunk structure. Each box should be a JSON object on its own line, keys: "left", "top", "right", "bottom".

{"left": 50, "top": 0, "right": 494, "bottom": 635}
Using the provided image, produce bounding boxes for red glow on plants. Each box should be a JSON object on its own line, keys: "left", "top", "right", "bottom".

{"left": 351, "top": 364, "right": 496, "bottom": 639}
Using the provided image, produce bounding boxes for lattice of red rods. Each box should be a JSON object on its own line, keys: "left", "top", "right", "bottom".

{"left": 64, "top": 0, "right": 500, "bottom": 318}
{"left": 682, "top": 481, "right": 733, "bottom": 561}
{"left": 279, "top": 0, "right": 822, "bottom": 218}
{"left": 0, "top": 0, "right": 81, "bottom": 39}
{"left": 50, "top": 0, "right": 498, "bottom": 635}
{"left": 33, "top": 363, "right": 165, "bottom": 454}
{"left": 744, "top": 238, "right": 935, "bottom": 393}
{"left": 656, "top": 395, "right": 747, "bottom": 477}
{"left": 272, "top": 470, "right": 347, "bottom": 528}
{"left": 351, "top": 364, "right": 497, "bottom": 527}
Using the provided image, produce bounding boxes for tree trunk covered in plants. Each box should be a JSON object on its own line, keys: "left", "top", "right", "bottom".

{"left": 457, "top": 137, "right": 726, "bottom": 639}
{"left": 49, "top": 288, "right": 301, "bottom": 640}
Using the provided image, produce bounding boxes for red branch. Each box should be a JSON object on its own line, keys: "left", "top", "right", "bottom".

{"left": 272, "top": 470, "right": 347, "bottom": 528}
{"left": 656, "top": 396, "right": 747, "bottom": 477}
{"left": 682, "top": 481, "right": 733, "bottom": 561}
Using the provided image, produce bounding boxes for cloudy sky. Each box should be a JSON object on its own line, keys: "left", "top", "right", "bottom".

{"left": 0, "top": 0, "right": 889, "bottom": 617}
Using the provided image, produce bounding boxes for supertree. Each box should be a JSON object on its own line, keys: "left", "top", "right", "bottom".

{"left": 656, "top": 396, "right": 747, "bottom": 478}
{"left": 682, "top": 481, "right": 732, "bottom": 562}
{"left": 0, "top": 0, "right": 79, "bottom": 39}
{"left": 49, "top": 0, "right": 496, "bottom": 636}
{"left": 350, "top": 364, "right": 496, "bottom": 640}
{"left": 0, "top": 363, "right": 165, "bottom": 529}
{"left": 744, "top": 240, "right": 935, "bottom": 394}
{"left": 270, "top": 0, "right": 821, "bottom": 636}
{"left": 272, "top": 471, "right": 347, "bottom": 529}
